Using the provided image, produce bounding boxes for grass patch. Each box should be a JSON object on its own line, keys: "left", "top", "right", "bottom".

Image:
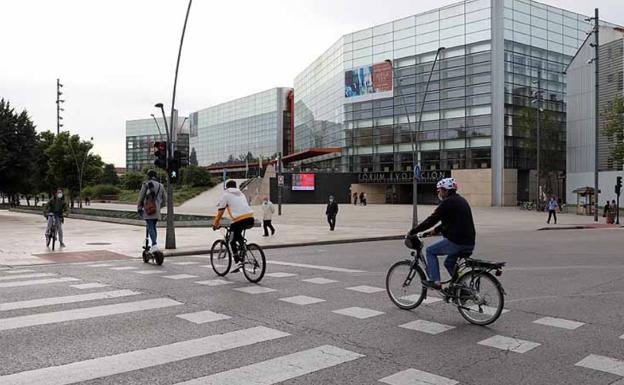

{"left": 116, "top": 186, "right": 207, "bottom": 206}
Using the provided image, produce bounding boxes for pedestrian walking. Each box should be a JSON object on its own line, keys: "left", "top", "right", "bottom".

{"left": 261, "top": 196, "right": 276, "bottom": 236}
{"left": 546, "top": 196, "right": 559, "bottom": 224}
{"left": 603, "top": 200, "right": 611, "bottom": 223}
{"left": 608, "top": 199, "right": 618, "bottom": 224}
{"left": 326, "top": 195, "right": 339, "bottom": 231}
{"left": 359, "top": 192, "right": 365, "bottom": 206}
{"left": 353, "top": 192, "right": 358, "bottom": 206}
{"left": 362, "top": 192, "right": 368, "bottom": 206}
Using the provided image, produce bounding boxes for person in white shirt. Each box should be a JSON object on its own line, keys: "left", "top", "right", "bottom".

{"left": 261, "top": 197, "right": 276, "bottom": 236}
{"left": 213, "top": 180, "right": 255, "bottom": 272}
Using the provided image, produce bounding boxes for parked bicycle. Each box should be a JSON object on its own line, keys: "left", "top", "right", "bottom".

{"left": 211, "top": 225, "right": 266, "bottom": 283}
{"left": 386, "top": 233, "right": 506, "bottom": 325}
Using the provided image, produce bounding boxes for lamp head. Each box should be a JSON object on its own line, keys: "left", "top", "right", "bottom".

{"left": 154, "top": 103, "right": 164, "bottom": 108}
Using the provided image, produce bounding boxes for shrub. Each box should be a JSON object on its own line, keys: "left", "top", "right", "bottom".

{"left": 90, "top": 184, "right": 121, "bottom": 199}
{"left": 121, "top": 172, "right": 145, "bottom": 190}
{"left": 181, "top": 165, "right": 213, "bottom": 187}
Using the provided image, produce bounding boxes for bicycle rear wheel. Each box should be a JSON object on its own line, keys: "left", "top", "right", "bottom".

{"left": 456, "top": 271, "right": 504, "bottom": 326}
{"left": 210, "top": 240, "right": 231, "bottom": 276}
{"left": 242, "top": 243, "right": 266, "bottom": 283}
{"left": 51, "top": 227, "right": 56, "bottom": 251}
{"left": 386, "top": 260, "right": 427, "bottom": 310}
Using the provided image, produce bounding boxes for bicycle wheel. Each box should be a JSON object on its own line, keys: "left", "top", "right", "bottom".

{"left": 210, "top": 240, "right": 231, "bottom": 276}
{"left": 456, "top": 271, "right": 505, "bottom": 326}
{"left": 386, "top": 260, "right": 427, "bottom": 310}
{"left": 242, "top": 243, "right": 266, "bottom": 283}
{"left": 51, "top": 226, "right": 56, "bottom": 251}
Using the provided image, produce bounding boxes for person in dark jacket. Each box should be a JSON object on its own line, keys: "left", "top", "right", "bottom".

{"left": 408, "top": 177, "right": 475, "bottom": 290}
{"left": 326, "top": 195, "right": 339, "bottom": 231}
{"left": 44, "top": 188, "right": 69, "bottom": 247}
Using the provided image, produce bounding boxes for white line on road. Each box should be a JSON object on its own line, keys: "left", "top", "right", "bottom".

{"left": 195, "top": 279, "right": 233, "bottom": 287}
{"left": 302, "top": 278, "right": 338, "bottom": 285}
{"left": 234, "top": 286, "right": 277, "bottom": 295}
{"left": 267, "top": 261, "right": 364, "bottom": 273}
{"left": 399, "top": 320, "right": 455, "bottom": 335}
{"left": 575, "top": 354, "right": 624, "bottom": 376}
{"left": 175, "top": 345, "right": 363, "bottom": 385}
{"left": 172, "top": 262, "right": 201, "bottom": 266}
{"left": 163, "top": 274, "right": 198, "bottom": 280}
{"left": 0, "top": 290, "right": 140, "bottom": 311}
{"left": 109, "top": 266, "right": 138, "bottom": 271}
{"left": 0, "top": 277, "right": 80, "bottom": 288}
{"left": 176, "top": 310, "right": 231, "bottom": 324}
{"left": 533, "top": 317, "right": 585, "bottom": 330}
{"left": 4, "top": 269, "right": 35, "bottom": 274}
{"left": 332, "top": 307, "right": 384, "bottom": 319}
{"left": 0, "top": 326, "right": 289, "bottom": 385}
{"left": 279, "top": 296, "right": 326, "bottom": 306}
{"left": 379, "top": 368, "right": 458, "bottom": 385}
{"left": 70, "top": 283, "right": 109, "bottom": 290}
{"left": 0, "top": 273, "right": 55, "bottom": 281}
{"left": 265, "top": 272, "right": 298, "bottom": 278}
{"left": 88, "top": 264, "right": 113, "bottom": 267}
{"left": 0, "top": 298, "right": 182, "bottom": 331}
{"left": 134, "top": 270, "right": 166, "bottom": 275}
{"left": 478, "top": 335, "right": 540, "bottom": 353}
{"left": 346, "top": 285, "right": 385, "bottom": 294}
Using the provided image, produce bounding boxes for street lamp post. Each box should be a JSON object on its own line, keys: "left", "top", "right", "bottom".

{"left": 150, "top": 114, "right": 164, "bottom": 140}
{"left": 277, "top": 152, "right": 283, "bottom": 216}
{"left": 593, "top": 8, "right": 600, "bottom": 222}
{"left": 67, "top": 136, "right": 93, "bottom": 209}
{"left": 531, "top": 65, "right": 543, "bottom": 207}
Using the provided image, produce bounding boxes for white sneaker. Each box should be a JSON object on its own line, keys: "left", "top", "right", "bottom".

{"left": 151, "top": 245, "right": 160, "bottom": 252}
{"left": 230, "top": 261, "right": 243, "bottom": 273}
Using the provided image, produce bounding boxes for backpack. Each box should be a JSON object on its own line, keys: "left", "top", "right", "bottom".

{"left": 144, "top": 182, "right": 160, "bottom": 216}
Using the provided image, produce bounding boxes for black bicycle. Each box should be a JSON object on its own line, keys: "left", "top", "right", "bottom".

{"left": 386, "top": 233, "right": 506, "bottom": 326}
{"left": 211, "top": 225, "right": 266, "bottom": 283}
{"left": 45, "top": 214, "right": 60, "bottom": 251}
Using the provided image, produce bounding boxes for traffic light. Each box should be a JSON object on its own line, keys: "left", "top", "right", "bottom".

{"left": 616, "top": 176, "right": 622, "bottom": 195}
{"left": 153, "top": 141, "right": 167, "bottom": 169}
{"left": 168, "top": 156, "right": 179, "bottom": 182}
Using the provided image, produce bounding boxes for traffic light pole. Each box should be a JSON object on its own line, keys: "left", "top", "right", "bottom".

{"left": 277, "top": 152, "right": 282, "bottom": 216}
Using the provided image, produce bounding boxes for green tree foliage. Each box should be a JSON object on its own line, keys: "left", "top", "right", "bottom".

{"left": 121, "top": 172, "right": 145, "bottom": 191}
{"left": 101, "top": 163, "right": 121, "bottom": 185}
{"left": 602, "top": 95, "right": 624, "bottom": 168}
{"left": 181, "top": 165, "right": 213, "bottom": 187}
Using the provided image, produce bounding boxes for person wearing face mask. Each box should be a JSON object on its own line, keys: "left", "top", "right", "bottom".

{"left": 407, "top": 178, "right": 475, "bottom": 291}
{"left": 325, "top": 195, "right": 339, "bottom": 231}
{"left": 44, "top": 188, "right": 69, "bottom": 248}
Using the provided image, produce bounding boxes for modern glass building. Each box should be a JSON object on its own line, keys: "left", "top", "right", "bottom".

{"left": 125, "top": 116, "right": 188, "bottom": 172}
{"left": 190, "top": 87, "right": 293, "bottom": 167}
{"left": 293, "top": 0, "right": 603, "bottom": 205}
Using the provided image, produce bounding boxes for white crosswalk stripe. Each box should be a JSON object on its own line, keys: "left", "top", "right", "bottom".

{"left": 0, "top": 290, "right": 140, "bottom": 311}
{"left": 177, "top": 310, "right": 231, "bottom": 324}
{"left": 267, "top": 260, "right": 365, "bottom": 273}
{"left": 533, "top": 317, "right": 585, "bottom": 330}
{"left": 399, "top": 320, "right": 455, "bottom": 335}
{"left": 0, "top": 277, "right": 80, "bottom": 288}
{"left": 477, "top": 335, "right": 540, "bottom": 353}
{"left": 4, "top": 269, "right": 36, "bottom": 274}
{"left": 0, "top": 326, "right": 289, "bottom": 385}
{"left": 70, "top": 283, "right": 108, "bottom": 290}
{"left": 332, "top": 307, "right": 384, "bottom": 319}
{"left": 575, "top": 354, "right": 624, "bottom": 376}
{"left": 0, "top": 273, "right": 56, "bottom": 281}
{"left": 0, "top": 298, "right": 182, "bottom": 331}
{"left": 379, "top": 368, "right": 458, "bottom": 385}
{"left": 175, "top": 345, "right": 363, "bottom": 385}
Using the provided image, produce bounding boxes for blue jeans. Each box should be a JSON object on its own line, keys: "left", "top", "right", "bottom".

{"left": 145, "top": 219, "right": 158, "bottom": 246}
{"left": 425, "top": 238, "right": 474, "bottom": 282}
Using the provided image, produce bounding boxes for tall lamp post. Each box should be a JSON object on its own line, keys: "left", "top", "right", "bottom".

{"left": 586, "top": 9, "right": 600, "bottom": 221}
{"left": 150, "top": 114, "right": 164, "bottom": 140}
{"left": 531, "top": 65, "right": 543, "bottom": 207}
{"left": 68, "top": 136, "right": 93, "bottom": 208}
{"left": 386, "top": 46, "right": 444, "bottom": 228}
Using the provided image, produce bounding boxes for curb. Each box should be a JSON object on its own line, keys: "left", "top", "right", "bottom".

{"left": 537, "top": 225, "right": 623, "bottom": 231}
{"left": 163, "top": 234, "right": 405, "bottom": 257}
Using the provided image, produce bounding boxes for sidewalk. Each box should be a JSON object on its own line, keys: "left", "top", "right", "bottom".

{"left": 1, "top": 204, "right": 616, "bottom": 266}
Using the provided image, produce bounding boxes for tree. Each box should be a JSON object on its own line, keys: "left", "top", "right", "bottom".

{"left": 603, "top": 95, "right": 624, "bottom": 168}
{"left": 181, "top": 165, "right": 213, "bottom": 187}
{"left": 189, "top": 147, "right": 198, "bottom": 166}
{"left": 121, "top": 172, "right": 145, "bottom": 190}
{"left": 101, "top": 163, "right": 120, "bottom": 185}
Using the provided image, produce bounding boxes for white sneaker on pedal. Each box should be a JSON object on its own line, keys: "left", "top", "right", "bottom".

{"left": 151, "top": 245, "right": 159, "bottom": 252}
{"left": 230, "top": 261, "right": 243, "bottom": 273}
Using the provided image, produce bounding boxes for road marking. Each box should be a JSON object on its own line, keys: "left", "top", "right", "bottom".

{"left": 346, "top": 285, "right": 385, "bottom": 294}
{"left": 399, "top": 295, "right": 442, "bottom": 304}
{"left": 172, "top": 262, "right": 201, "bottom": 265}
{"left": 302, "top": 278, "right": 338, "bottom": 285}
{"left": 109, "top": 266, "right": 138, "bottom": 271}
{"left": 332, "top": 307, "right": 384, "bottom": 319}
{"left": 575, "top": 354, "right": 624, "bottom": 376}
{"left": 4, "top": 269, "right": 35, "bottom": 274}
{"left": 88, "top": 264, "right": 113, "bottom": 267}
{"left": 70, "top": 283, "right": 109, "bottom": 290}
{"left": 379, "top": 368, "right": 458, "bottom": 385}
{"left": 163, "top": 274, "right": 198, "bottom": 280}
{"left": 134, "top": 270, "right": 166, "bottom": 275}
{"left": 533, "top": 317, "right": 585, "bottom": 330}
{"left": 175, "top": 345, "right": 363, "bottom": 385}
{"left": 0, "top": 298, "right": 182, "bottom": 331}
{"left": 0, "top": 326, "right": 289, "bottom": 385}
{"left": 399, "top": 320, "right": 455, "bottom": 335}
{"left": 177, "top": 310, "right": 231, "bottom": 324}
{"left": 478, "top": 335, "right": 540, "bottom": 353}
{"left": 0, "top": 273, "right": 56, "bottom": 281}
{"left": 0, "top": 277, "right": 80, "bottom": 288}
{"left": 234, "top": 286, "right": 277, "bottom": 295}
{"left": 0, "top": 290, "right": 140, "bottom": 311}
{"left": 265, "top": 272, "right": 297, "bottom": 278}
{"left": 195, "top": 279, "right": 234, "bottom": 287}
{"left": 268, "top": 261, "right": 364, "bottom": 273}
{"left": 0, "top": 268, "right": 11, "bottom": 271}
{"left": 279, "top": 296, "right": 326, "bottom": 305}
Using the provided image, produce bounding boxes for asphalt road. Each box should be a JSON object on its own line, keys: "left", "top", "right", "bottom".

{"left": 0, "top": 227, "right": 623, "bottom": 384}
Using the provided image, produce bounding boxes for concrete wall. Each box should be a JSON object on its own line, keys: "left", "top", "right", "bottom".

{"left": 503, "top": 169, "right": 518, "bottom": 206}
{"left": 567, "top": 170, "right": 624, "bottom": 205}
{"left": 451, "top": 169, "right": 492, "bottom": 207}
{"left": 349, "top": 184, "right": 386, "bottom": 204}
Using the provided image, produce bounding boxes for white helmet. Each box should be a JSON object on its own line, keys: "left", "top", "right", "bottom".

{"left": 436, "top": 177, "right": 458, "bottom": 190}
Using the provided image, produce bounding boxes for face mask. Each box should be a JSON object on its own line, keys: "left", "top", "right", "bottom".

{"left": 57, "top": 193, "right": 63, "bottom": 199}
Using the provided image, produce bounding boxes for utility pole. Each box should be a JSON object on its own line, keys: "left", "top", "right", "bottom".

{"left": 56, "top": 79, "right": 64, "bottom": 134}
{"left": 593, "top": 8, "right": 600, "bottom": 222}
{"left": 277, "top": 152, "right": 283, "bottom": 215}
{"left": 533, "top": 65, "right": 543, "bottom": 207}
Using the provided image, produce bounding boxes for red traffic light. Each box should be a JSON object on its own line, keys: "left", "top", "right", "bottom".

{"left": 154, "top": 141, "right": 166, "bottom": 153}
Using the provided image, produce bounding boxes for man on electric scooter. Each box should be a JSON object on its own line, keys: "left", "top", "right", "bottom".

{"left": 137, "top": 170, "right": 166, "bottom": 252}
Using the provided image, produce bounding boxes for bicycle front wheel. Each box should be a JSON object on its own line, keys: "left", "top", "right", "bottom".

{"left": 210, "top": 240, "right": 231, "bottom": 276}
{"left": 242, "top": 243, "right": 266, "bottom": 283}
{"left": 386, "top": 260, "right": 427, "bottom": 310}
{"left": 456, "top": 271, "right": 505, "bottom": 326}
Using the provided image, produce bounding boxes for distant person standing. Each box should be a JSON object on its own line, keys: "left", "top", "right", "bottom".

{"left": 353, "top": 192, "right": 358, "bottom": 206}
{"left": 603, "top": 201, "right": 611, "bottom": 223}
{"left": 326, "top": 195, "right": 339, "bottom": 231}
{"left": 261, "top": 196, "right": 276, "bottom": 237}
{"left": 546, "top": 196, "right": 559, "bottom": 224}
{"left": 362, "top": 192, "right": 368, "bottom": 206}
{"left": 608, "top": 199, "right": 618, "bottom": 224}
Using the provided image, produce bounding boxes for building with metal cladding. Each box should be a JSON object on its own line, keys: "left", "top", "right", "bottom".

{"left": 566, "top": 26, "right": 624, "bottom": 206}
{"left": 189, "top": 87, "right": 293, "bottom": 167}
{"left": 125, "top": 116, "right": 188, "bottom": 172}
{"left": 292, "top": 0, "right": 613, "bottom": 206}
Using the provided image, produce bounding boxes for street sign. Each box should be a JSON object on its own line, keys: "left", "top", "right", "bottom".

{"left": 278, "top": 175, "right": 284, "bottom": 186}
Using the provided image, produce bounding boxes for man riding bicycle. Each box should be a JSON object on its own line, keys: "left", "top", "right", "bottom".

{"left": 44, "top": 188, "right": 68, "bottom": 248}
{"left": 213, "top": 180, "right": 255, "bottom": 273}
{"left": 408, "top": 177, "right": 476, "bottom": 291}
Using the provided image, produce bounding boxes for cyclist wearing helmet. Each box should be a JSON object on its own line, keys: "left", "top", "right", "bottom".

{"left": 408, "top": 177, "right": 476, "bottom": 290}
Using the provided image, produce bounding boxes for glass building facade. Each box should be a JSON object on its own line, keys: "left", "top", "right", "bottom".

{"left": 293, "top": 0, "right": 602, "bottom": 205}
{"left": 125, "top": 116, "right": 188, "bottom": 172}
{"left": 190, "top": 87, "right": 292, "bottom": 167}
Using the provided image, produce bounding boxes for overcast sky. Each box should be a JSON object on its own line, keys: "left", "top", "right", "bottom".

{"left": 1, "top": 0, "right": 622, "bottom": 167}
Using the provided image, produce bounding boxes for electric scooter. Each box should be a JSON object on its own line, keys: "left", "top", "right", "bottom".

{"left": 142, "top": 228, "right": 164, "bottom": 265}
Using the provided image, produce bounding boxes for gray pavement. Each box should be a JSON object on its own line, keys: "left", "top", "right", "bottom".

{"left": 0, "top": 225, "right": 622, "bottom": 384}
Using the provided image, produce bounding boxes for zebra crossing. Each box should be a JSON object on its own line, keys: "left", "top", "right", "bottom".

{"left": 1, "top": 259, "right": 622, "bottom": 384}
